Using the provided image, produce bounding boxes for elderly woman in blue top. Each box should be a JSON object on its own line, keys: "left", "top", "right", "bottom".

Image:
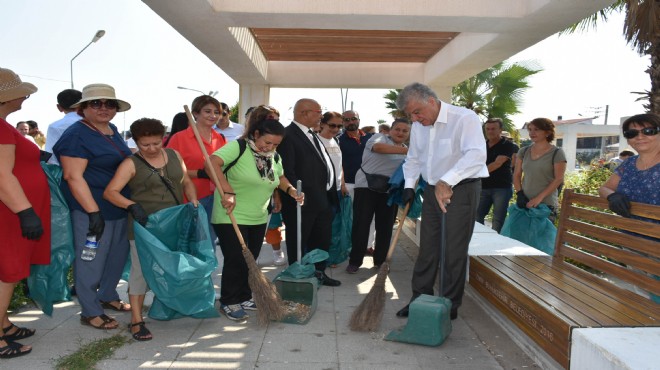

{"left": 209, "top": 119, "right": 303, "bottom": 321}
{"left": 53, "top": 84, "right": 132, "bottom": 330}
{"left": 345, "top": 118, "right": 411, "bottom": 274}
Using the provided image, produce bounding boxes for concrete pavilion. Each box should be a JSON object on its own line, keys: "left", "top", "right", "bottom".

{"left": 143, "top": 0, "right": 613, "bottom": 115}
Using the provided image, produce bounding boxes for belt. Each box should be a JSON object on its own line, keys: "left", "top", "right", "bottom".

{"left": 454, "top": 178, "right": 480, "bottom": 187}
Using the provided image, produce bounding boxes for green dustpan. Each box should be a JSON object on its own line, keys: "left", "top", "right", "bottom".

{"left": 385, "top": 294, "right": 452, "bottom": 346}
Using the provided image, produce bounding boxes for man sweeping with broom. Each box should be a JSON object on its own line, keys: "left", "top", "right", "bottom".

{"left": 395, "top": 82, "right": 487, "bottom": 321}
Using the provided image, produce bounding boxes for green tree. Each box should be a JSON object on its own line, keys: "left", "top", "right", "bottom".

{"left": 229, "top": 101, "right": 239, "bottom": 123}
{"left": 563, "top": 1, "right": 659, "bottom": 114}
{"left": 451, "top": 61, "right": 542, "bottom": 137}
{"left": 383, "top": 89, "right": 405, "bottom": 118}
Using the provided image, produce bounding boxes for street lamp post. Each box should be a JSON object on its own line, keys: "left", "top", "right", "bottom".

{"left": 177, "top": 86, "right": 218, "bottom": 97}
{"left": 70, "top": 30, "right": 106, "bottom": 89}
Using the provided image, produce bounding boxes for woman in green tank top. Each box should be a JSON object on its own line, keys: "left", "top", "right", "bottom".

{"left": 104, "top": 118, "right": 198, "bottom": 341}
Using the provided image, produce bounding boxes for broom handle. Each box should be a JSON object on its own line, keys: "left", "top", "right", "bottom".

{"left": 384, "top": 201, "right": 411, "bottom": 263}
{"left": 184, "top": 105, "right": 248, "bottom": 250}
{"left": 296, "top": 180, "right": 302, "bottom": 261}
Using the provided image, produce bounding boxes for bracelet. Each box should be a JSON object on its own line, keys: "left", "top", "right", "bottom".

{"left": 224, "top": 192, "right": 236, "bottom": 195}
{"left": 286, "top": 185, "right": 295, "bottom": 194}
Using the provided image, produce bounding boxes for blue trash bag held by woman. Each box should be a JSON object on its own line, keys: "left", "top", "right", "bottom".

{"left": 501, "top": 204, "right": 557, "bottom": 255}
{"left": 28, "top": 163, "right": 74, "bottom": 316}
{"left": 327, "top": 194, "right": 352, "bottom": 265}
{"left": 133, "top": 204, "right": 219, "bottom": 320}
{"left": 387, "top": 163, "right": 426, "bottom": 219}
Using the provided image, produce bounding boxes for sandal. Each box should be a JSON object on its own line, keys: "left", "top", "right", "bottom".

{"left": 128, "top": 321, "right": 152, "bottom": 341}
{"left": 80, "top": 314, "right": 118, "bottom": 330}
{"left": 100, "top": 300, "right": 131, "bottom": 312}
{"left": 0, "top": 336, "right": 31, "bottom": 359}
{"left": 2, "top": 323, "right": 35, "bottom": 341}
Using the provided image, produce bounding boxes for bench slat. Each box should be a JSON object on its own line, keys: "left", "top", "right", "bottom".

{"left": 483, "top": 256, "right": 623, "bottom": 326}
{"left": 570, "top": 192, "right": 660, "bottom": 222}
{"left": 560, "top": 244, "right": 660, "bottom": 297}
{"left": 568, "top": 206, "right": 660, "bottom": 242}
{"left": 470, "top": 256, "right": 570, "bottom": 368}
{"left": 519, "top": 255, "right": 659, "bottom": 324}
{"left": 561, "top": 218, "right": 660, "bottom": 259}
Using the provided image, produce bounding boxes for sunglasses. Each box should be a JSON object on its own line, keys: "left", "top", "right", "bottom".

{"left": 221, "top": 111, "right": 228, "bottom": 116}
{"left": 88, "top": 99, "right": 119, "bottom": 110}
{"left": 342, "top": 117, "right": 359, "bottom": 122}
{"left": 623, "top": 127, "right": 658, "bottom": 139}
{"left": 325, "top": 123, "right": 342, "bottom": 129}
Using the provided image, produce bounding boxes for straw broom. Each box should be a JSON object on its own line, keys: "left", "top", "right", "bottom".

{"left": 349, "top": 202, "right": 411, "bottom": 331}
{"left": 184, "top": 106, "right": 286, "bottom": 325}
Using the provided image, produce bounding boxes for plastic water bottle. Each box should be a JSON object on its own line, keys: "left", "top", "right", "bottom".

{"left": 81, "top": 235, "right": 98, "bottom": 261}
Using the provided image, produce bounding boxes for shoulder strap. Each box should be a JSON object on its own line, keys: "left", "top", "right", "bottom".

{"left": 223, "top": 139, "right": 247, "bottom": 175}
{"left": 133, "top": 153, "right": 180, "bottom": 205}
{"left": 551, "top": 147, "right": 559, "bottom": 163}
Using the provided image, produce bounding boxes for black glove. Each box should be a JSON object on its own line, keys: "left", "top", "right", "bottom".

{"left": 17, "top": 207, "right": 44, "bottom": 240}
{"left": 197, "top": 169, "right": 210, "bottom": 179}
{"left": 127, "top": 203, "right": 149, "bottom": 226}
{"left": 516, "top": 190, "right": 529, "bottom": 209}
{"left": 401, "top": 188, "right": 415, "bottom": 205}
{"left": 87, "top": 211, "right": 105, "bottom": 240}
{"left": 607, "top": 192, "right": 631, "bottom": 218}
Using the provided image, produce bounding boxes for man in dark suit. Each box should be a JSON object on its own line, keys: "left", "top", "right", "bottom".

{"left": 278, "top": 98, "right": 341, "bottom": 287}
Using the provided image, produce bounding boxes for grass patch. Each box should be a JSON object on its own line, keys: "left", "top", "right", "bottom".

{"left": 55, "top": 334, "right": 127, "bottom": 370}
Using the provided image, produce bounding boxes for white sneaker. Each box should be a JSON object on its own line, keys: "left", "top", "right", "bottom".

{"left": 272, "top": 250, "right": 286, "bottom": 266}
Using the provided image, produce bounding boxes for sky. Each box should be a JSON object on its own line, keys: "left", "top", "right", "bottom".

{"left": 1, "top": 0, "right": 650, "bottom": 133}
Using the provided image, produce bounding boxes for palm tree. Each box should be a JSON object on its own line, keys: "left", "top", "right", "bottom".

{"left": 563, "top": 1, "right": 659, "bottom": 114}
{"left": 451, "top": 61, "right": 542, "bottom": 136}
{"left": 383, "top": 89, "right": 405, "bottom": 118}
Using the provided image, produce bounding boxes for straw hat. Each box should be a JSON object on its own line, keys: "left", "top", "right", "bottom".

{"left": 0, "top": 68, "right": 38, "bottom": 103}
{"left": 71, "top": 83, "right": 131, "bottom": 112}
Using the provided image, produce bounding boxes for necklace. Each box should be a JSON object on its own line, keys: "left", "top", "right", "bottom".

{"left": 138, "top": 149, "right": 167, "bottom": 173}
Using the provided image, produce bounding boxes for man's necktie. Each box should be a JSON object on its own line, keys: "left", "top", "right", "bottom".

{"left": 309, "top": 129, "right": 332, "bottom": 189}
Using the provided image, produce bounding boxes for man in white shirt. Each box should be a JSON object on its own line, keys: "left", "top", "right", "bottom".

{"left": 44, "top": 89, "right": 82, "bottom": 165}
{"left": 212, "top": 102, "right": 244, "bottom": 141}
{"left": 396, "top": 82, "right": 488, "bottom": 320}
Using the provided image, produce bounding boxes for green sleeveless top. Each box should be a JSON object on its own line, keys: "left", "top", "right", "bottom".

{"left": 127, "top": 148, "right": 184, "bottom": 239}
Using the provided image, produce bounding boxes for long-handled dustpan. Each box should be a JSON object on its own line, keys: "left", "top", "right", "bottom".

{"left": 385, "top": 211, "right": 452, "bottom": 346}
{"left": 273, "top": 180, "right": 319, "bottom": 324}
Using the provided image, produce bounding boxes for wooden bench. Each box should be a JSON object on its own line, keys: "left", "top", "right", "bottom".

{"left": 469, "top": 189, "right": 660, "bottom": 369}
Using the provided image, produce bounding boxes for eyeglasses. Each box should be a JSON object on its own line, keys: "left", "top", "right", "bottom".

{"left": 88, "top": 99, "right": 119, "bottom": 110}
{"left": 325, "top": 124, "right": 342, "bottom": 129}
{"left": 623, "top": 127, "right": 658, "bottom": 139}
{"left": 343, "top": 117, "right": 359, "bottom": 122}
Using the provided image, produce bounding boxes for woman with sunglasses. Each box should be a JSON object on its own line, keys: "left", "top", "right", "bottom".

{"left": 53, "top": 84, "right": 133, "bottom": 330}
{"left": 167, "top": 95, "right": 227, "bottom": 247}
{"left": 513, "top": 117, "right": 567, "bottom": 222}
{"left": 104, "top": 118, "right": 198, "bottom": 341}
{"left": 599, "top": 113, "right": 660, "bottom": 217}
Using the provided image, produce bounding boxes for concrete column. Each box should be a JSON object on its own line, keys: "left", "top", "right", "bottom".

{"left": 238, "top": 84, "right": 270, "bottom": 124}
{"left": 562, "top": 129, "right": 578, "bottom": 172}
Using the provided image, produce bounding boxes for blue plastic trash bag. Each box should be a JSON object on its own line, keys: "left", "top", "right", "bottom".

{"left": 133, "top": 204, "right": 219, "bottom": 320}
{"left": 276, "top": 249, "right": 329, "bottom": 280}
{"left": 28, "top": 163, "right": 74, "bottom": 316}
{"left": 501, "top": 204, "right": 557, "bottom": 255}
{"left": 387, "top": 163, "right": 426, "bottom": 219}
{"left": 327, "top": 194, "right": 352, "bottom": 265}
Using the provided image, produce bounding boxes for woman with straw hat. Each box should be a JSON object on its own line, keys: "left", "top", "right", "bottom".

{"left": 0, "top": 67, "right": 49, "bottom": 359}
{"left": 53, "top": 83, "right": 133, "bottom": 330}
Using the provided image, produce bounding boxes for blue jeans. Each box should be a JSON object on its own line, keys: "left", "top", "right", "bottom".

{"left": 477, "top": 187, "right": 513, "bottom": 233}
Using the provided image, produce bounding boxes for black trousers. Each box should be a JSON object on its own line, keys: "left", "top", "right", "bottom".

{"left": 411, "top": 180, "right": 480, "bottom": 311}
{"left": 280, "top": 201, "right": 333, "bottom": 271}
{"left": 213, "top": 223, "right": 266, "bottom": 305}
{"left": 349, "top": 188, "right": 398, "bottom": 267}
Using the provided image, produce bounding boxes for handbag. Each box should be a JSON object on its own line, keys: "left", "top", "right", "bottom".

{"left": 361, "top": 166, "right": 390, "bottom": 193}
